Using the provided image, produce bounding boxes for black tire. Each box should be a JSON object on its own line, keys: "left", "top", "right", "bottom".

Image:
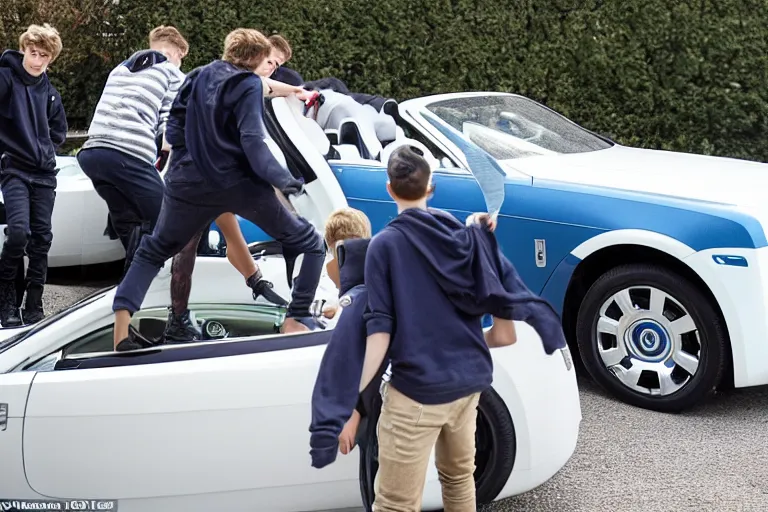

{"left": 576, "top": 263, "right": 727, "bottom": 413}
{"left": 358, "top": 387, "right": 516, "bottom": 510}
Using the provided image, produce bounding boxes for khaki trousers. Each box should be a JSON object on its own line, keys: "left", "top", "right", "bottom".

{"left": 373, "top": 383, "right": 481, "bottom": 512}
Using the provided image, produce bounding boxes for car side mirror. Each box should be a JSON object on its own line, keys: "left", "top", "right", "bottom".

{"left": 440, "top": 156, "right": 453, "bottom": 169}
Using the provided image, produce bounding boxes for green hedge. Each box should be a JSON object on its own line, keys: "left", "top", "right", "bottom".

{"left": 2, "top": 0, "right": 767, "bottom": 162}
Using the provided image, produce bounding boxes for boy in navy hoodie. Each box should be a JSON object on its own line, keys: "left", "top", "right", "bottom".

{"left": 360, "top": 146, "right": 521, "bottom": 511}
{"left": 309, "top": 207, "right": 373, "bottom": 468}
{"left": 0, "top": 24, "right": 67, "bottom": 326}
{"left": 111, "top": 28, "right": 324, "bottom": 351}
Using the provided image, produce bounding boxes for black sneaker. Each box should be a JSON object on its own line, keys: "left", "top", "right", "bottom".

{"left": 115, "top": 325, "right": 157, "bottom": 352}
{"left": 164, "top": 308, "right": 203, "bottom": 343}
{"left": 246, "top": 271, "right": 288, "bottom": 307}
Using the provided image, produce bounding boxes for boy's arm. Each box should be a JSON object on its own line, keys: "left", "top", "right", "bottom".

{"left": 262, "top": 76, "right": 311, "bottom": 99}
{"left": 0, "top": 70, "right": 11, "bottom": 104}
{"left": 359, "top": 238, "right": 393, "bottom": 392}
{"left": 157, "top": 70, "right": 183, "bottom": 145}
{"left": 232, "top": 75, "right": 301, "bottom": 192}
{"left": 47, "top": 88, "right": 67, "bottom": 149}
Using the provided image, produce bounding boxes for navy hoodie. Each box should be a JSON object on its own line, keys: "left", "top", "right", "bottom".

{"left": 364, "top": 208, "right": 566, "bottom": 405}
{"left": 271, "top": 66, "right": 304, "bottom": 87}
{"left": 171, "top": 60, "right": 295, "bottom": 191}
{"left": 309, "top": 238, "right": 371, "bottom": 469}
{"left": 0, "top": 50, "right": 67, "bottom": 178}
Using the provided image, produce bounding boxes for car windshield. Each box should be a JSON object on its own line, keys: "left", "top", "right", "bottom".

{"left": 0, "top": 287, "right": 111, "bottom": 354}
{"left": 425, "top": 94, "right": 613, "bottom": 161}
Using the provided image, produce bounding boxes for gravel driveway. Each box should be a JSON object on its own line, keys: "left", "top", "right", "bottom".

{"left": 42, "top": 279, "right": 768, "bottom": 512}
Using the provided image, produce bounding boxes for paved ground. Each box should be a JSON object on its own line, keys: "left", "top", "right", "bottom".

{"left": 42, "top": 269, "right": 768, "bottom": 512}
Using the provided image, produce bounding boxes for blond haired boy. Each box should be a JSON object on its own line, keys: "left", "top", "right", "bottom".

{"left": 309, "top": 207, "right": 375, "bottom": 467}
{"left": 0, "top": 24, "right": 66, "bottom": 326}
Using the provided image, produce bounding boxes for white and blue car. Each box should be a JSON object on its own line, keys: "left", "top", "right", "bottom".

{"left": 244, "top": 91, "right": 768, "bottom": 413}
{"left": 14, "top": 91, "right": 767, "bottom": 413}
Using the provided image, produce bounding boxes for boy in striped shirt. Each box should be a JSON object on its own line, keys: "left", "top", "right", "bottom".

{"left": 77, "top": 26, "right": 188, "bottom": 271}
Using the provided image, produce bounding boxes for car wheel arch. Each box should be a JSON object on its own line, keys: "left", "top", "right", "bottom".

{"left": 561, "top": 242, "right": 734, "bottom": 389}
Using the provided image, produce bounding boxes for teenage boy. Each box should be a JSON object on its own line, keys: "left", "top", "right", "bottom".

{"left": 309, "top": 207, "right": 373, "bottom": 468}
{"left": 0, "top": 24, "right": 67, "bottom": 326}
{"left": 111, "top": 28, "right": 325, "bottom": 351}
{"left": 267, "top": 34, "right": 304, "bottom": 86}
{"left": 360, "top": 145, "right": 526, "bottom": 511}
{"left": 160, "top": 38, "right": 315, "bottom": 342}
{"left": 77, "top": 25, "right": 188, "bottom": 271}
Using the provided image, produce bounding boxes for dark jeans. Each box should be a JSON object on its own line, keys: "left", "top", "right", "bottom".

{"left": 0, "top": 173, "right": 55, "bottom": 287}
{"left": 113, "top": 176, "right": 324, "bottom": 318}
{"left": 76, "top": 147, "right": 164, "bottom": 257}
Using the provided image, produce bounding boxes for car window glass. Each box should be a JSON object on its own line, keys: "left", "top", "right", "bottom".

{"left": 425, "top": 95, "right": 613, "bottom": 161}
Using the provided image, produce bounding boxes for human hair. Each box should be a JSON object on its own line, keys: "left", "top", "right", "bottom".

{"left": 268, "top": 34, "right": 292, "bottom": 61}
{"left": 386, "top": 145, "right": 432, "bottom": 201}
{"left": 324, "top": 208, "right": 372, "bottom": 250}
{"left": 19, "top": 23, "right": 62, "bottom": 62}
{"left": 149, "top": 25, "right": 189, "bottom": 58}
{"left": 222, "top": 28, "right": 272, "bottom": 70}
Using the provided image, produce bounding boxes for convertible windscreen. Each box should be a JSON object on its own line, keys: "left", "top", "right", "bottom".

{"left": 425, "top": 95, "right": 613, "bottom": 160}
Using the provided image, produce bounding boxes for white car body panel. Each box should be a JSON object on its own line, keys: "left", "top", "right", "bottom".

{"left": 0, "top": 255, "right": 581, "bottom": 511}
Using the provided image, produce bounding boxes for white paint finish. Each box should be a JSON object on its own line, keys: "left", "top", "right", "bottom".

{"left": 682, "top": 247, "right": 768, "bottom": 388}
{"left": 513, "top": 144, "right": 768, "bottom": 216}
{"left": 570, "top": 229, "right": 697, "bottom": 261}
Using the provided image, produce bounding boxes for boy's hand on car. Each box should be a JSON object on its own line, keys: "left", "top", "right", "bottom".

{"left": 466, "top": 212, "right": 497, "bottom": 232}
{"left": 322, "top": 303, "right": 339, "bottom": 319}
{"left": 339, "top": 409, "right": 362, "bottom": 455}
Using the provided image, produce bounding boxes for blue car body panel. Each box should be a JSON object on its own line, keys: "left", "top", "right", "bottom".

{"left": 223, "top": 161, "right": 765, "bottom": 318}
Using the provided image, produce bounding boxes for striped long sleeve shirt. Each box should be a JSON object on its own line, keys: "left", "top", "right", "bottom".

{"left": 83, "top": 50, "right": 186, "bottom": 165}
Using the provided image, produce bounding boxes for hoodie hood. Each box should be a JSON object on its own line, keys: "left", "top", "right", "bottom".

{"left": 0, "top": 50, "right": 43, "bottom": 86}
{"left": 337, "top": 238, "right": 370, "bottom": 296}
{"left": 121, "top": 49, "right": 168, "bottom": 73}
{"left": 388, "top": 207, "right": 567, "bottom": 354}
{"left": 388, "top": 208, "right": 481, "bottom": 297}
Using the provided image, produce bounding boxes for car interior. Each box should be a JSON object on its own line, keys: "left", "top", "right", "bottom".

{"left": 263, "top": 94, "right": 457, "bottom": 176}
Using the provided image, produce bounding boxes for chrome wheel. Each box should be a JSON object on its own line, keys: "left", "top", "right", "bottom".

{"left": 595, "top": 285, "right": 702, "bottom": 397}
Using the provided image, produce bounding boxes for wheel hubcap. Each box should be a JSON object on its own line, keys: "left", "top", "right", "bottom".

{"left": 595, "top": 286, "right": 702, "bottom": 397}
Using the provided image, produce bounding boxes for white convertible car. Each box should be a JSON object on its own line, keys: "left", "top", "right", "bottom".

{"left": 0, "top": 155, "right": 125, "bottom": 268}
{"left": 0, "top": 143, "right": 581, "bottom": 511}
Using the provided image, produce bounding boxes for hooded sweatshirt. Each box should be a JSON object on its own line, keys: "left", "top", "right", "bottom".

{"left": 0, "top": 50, "right": 67, "bottom": 176}
{"left": 83, "top": 49, "right": 185, "bottom": 166}
{"left": 175, "top": 59, "right": 295, "bottom": 191}
{"left": 309, "top": 238, "right": 372, "bottom": 469}
{"left": 364, "top": 207, "right": 566, "bottom": 405}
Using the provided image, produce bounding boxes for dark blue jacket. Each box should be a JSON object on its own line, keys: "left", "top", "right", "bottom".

{"left": 167, "top": 59, "right": 294, "bottom": 191}
{"left": 271, "top": 66, "right": 304, "bottom": 86}
{"left": 364, "top": 208, "right": 566, "bottom": 404}
{"left": 309, "top": 238, "right": 371, "bottom": 469}
{"left": 389, "top": 209, "right": 566, "bottom": 353}
{"left": 0, "top": 50, "right": 67, "bottom": 182}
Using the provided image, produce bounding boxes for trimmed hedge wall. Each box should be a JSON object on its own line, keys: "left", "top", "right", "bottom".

{"left": 2, "top": 0, "right": 767, "bottom": 162}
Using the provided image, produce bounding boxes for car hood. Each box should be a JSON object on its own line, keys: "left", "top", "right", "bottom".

{"left": 508, "top": 145, "right": 768, "bottom": 211}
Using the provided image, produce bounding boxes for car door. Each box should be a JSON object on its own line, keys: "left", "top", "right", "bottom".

{"left": 21, "top": 331, "right": 363, "bottom": 512}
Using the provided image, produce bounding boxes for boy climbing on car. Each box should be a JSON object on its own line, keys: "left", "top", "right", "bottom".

{"left": 309, "top": 207, "right": 374, "bottom": 467}
{"left": 0, "top": 24, "right": 67, "bottom": 327}
{"left": 111, "top": 28, "right": 325, "bottom": 352}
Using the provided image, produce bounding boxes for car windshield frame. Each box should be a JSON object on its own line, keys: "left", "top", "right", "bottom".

{"left": 423, "top": 94, "right": 613, "bottom": 162}
{"left": 0, "top": 286, "right": 113, "bottom": 355}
